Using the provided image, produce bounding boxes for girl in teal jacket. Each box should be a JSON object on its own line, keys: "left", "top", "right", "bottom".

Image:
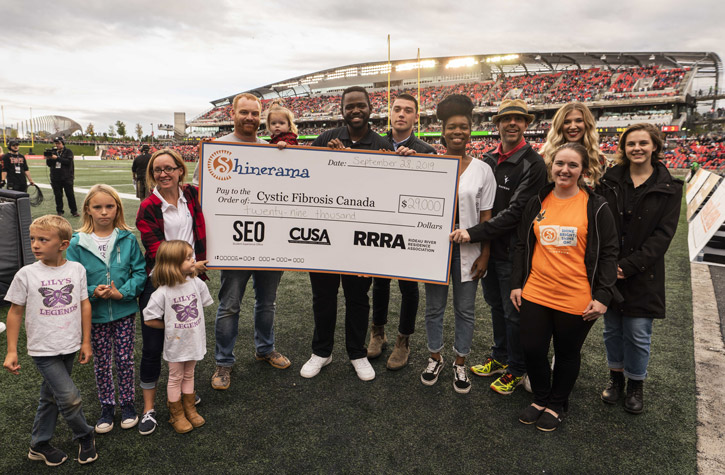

{"left": 66, "top": 184, "right": 146, "bottom": 434}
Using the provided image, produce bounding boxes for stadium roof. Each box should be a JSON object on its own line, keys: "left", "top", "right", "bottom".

{"left": 28, "top": 115, "right": 82, "bottom": 139}
{"left": 211, "top": 51, "right": 721, "bottom": 105}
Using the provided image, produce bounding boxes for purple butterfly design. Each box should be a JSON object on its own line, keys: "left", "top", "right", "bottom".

{"left": 172, "top": 298, "right": 198, "bottom": 322}
{"left": 38, "top": 285, "right": 74, "bottom": 308}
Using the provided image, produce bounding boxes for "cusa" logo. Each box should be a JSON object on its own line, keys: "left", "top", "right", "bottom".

{"left": 353, "top": 231, "right": 406, "bottom": 249}
{"left": 289, "top": 228, "right": 331, "bottom": 245}
{"left": 207, "top": 149, "right": 234, "bottom": 181}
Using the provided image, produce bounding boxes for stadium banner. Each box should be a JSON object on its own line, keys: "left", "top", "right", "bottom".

{"left": 686, "top": 168, "right": 708, "bottom": 203}
{"left": 688, "top": 178, "right": 725, "bottom": 264}
{"left": 687, "top": 172, "right": 721, "bottom": 220}
{"left": 198, "top": 141, "right": 460, "bottom": 284}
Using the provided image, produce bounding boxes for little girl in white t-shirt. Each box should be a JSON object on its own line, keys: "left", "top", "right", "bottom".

{"left": 143, "top": 240, "right": 212, "bottom": 434}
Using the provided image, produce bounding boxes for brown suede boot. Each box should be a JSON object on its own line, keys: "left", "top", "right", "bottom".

{"left": 182, "top": 393, "right": 205, "bottom": 428}
{"left": 367, "top": 324, "right": 387, "bottom": 359}
{"left": 386, "top": 334, "right": 410, "bottom": 370}
{"left": 167, "top": 399, "right": 193, "bottom": 434}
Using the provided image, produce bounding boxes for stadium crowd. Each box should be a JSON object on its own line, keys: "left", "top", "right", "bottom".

{"left": 193, "top": 65, "right": 691, "bottom": 124}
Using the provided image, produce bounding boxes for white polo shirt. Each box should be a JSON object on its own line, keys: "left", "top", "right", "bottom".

{"left": 152, "top": 187, "right": 195, "bottom": 251}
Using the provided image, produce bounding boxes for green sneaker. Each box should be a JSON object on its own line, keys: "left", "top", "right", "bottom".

{"left": 490, "top": 372, "right": 524, "bottom": 395}
{"left": 470, "top": 357, "right": 508, "bottom": 377}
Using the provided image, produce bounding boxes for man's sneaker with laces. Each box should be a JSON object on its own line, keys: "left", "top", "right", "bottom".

{"left": 490, "top": 372, "right": 524, "bottom": 395}
{"left": 470, "top": 356, "right": 508, "bottom": 377}
{"left": 94, "top": 404, "right": 114, "bottom": 434}
{"left": 350, "top": 357, "right": 375, "bottom": 381}
{"left": 28, "top": 443, "right": 68, "bottom": 466}
{"left": 420, "top": 357, "right": 444, "bottom": 386}
{"left": 120, "top": 404, "right": 138, "bottom": 429}
{"left": 453, "top": 363, "right": 471, "bottom": 394}
{"left": 300, "top": 354, "right": 332, "bottom": 378}
{"left": 78, "top": 433, "right": 97, "bottom": 464}
{"left": 211, "top": 365, "right": 231, "bottom": 390}
{"left": 138, "top": 409, "right": 157, "bottom": 436}
{"left": 255, "top": 350, "right": 291, "bottom": 369}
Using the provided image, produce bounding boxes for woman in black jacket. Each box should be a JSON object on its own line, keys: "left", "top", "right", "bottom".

{"left": 597, "top": 123, "right": 683, "bottom": 414}
{"left": 510, "top": 142, "right": 619, "bottom": 431}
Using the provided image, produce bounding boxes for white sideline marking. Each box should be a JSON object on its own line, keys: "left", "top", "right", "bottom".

{"left": 691, "top": 263, "right": 725, "bottom": 474}
{"left": 34, "top": 183, "right": 139, "bottom": 201}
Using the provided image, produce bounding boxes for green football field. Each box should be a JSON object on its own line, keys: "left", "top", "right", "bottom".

{"left": 0, "top": 159, "right": 697, "bottom": 473}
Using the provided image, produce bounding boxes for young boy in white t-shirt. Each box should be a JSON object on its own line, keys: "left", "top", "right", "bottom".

{"left": 3, "top": 215, "right": 98, "bottom": 466}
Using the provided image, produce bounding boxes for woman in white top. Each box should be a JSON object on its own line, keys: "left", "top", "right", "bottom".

{"left": 420, "top": 94, "right": 496, "bottom": 394}
{"left": 135, "top": 148, "right": 209, "bottom": 435}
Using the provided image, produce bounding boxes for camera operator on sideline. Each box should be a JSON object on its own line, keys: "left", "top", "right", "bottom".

{"left": 45, "top": 137, "right": 78, "bottom": 216}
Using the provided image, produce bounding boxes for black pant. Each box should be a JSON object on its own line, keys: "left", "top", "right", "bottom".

{"left": 50, "top": 179, "right": 77, "bottom": 214}
{"left": 519, "top": 298, "right": 595, "bottom": 413}
{"left": 8, "top": 182, "right": 28, "bottom": 192}
{"left": 372, "top": 277, "right": 418, "bottom": 335}
{"left": 138, "top": 278, "right": 164, "bottom": 388}
{"left": 309, "top": 272, "right": 371, "bottom": 360}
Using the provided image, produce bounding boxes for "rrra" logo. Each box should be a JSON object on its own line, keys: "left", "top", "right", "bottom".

{"left": 353, "top": 231, "right": 406, "bottom": 249}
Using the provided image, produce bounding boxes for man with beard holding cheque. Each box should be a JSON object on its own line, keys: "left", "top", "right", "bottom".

{"left": 300, "top": 86, "right": 415, "bottom": 381}
{"left": 208, "top": 93, "right": 292, "bottom": 392}
{"left": 367, "top": 94, "right": 437, "bottom": 370}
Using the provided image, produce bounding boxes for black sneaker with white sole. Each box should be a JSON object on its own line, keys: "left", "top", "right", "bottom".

{"left": 420, "top": 357, "right": 444, "bottom": 386}
{"left": 138, "top": 409, "right": 158, "bottom": 436}
{"left": 453, "top": 363, "right": 472, "bottom": 393}
{"left": 28, "top": 443, "right": 68, "bottom": 466}
{"left": 78, "top": 433, "right": 98, "bottom": 464}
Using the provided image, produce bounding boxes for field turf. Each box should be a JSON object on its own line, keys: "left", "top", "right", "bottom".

{"left": 0, "top": 160, "right": 697, "bottom": 474}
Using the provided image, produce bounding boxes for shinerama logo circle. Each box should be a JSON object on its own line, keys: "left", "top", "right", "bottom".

{"left": 207, "top": 150, "right": 233, "bottom": 181}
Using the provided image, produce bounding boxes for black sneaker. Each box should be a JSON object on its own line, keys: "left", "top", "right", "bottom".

{"left": 420, "top": 357, "right": 444, "bottom": 386}
{"left": 453, "top": 363, "right": 471, "bottom": 394}
{"left": 138, "top": 409, "right": 157, "bottom": 435}
{"left": 78, "top": 433, "right": 98, "bottom": 464}
{"left": 536, "top": 411, "right": 564, "bottom": 432}
{"left": 518, "top": 404, "right": 545, "bottom": 425}
{"left": 120, "top": 404, "right": 138, "bottom": 429}
{"left": 95, "top": 404, "right": 114, "bottom": 434}
{"left": 28, "top": 443, "right": 68, "bottom": 466}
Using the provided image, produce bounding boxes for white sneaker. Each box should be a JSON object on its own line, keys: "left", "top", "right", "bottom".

{"left": 522, "top": 373, "right": 533, "bottom": 393}
{"left": 350, "top": 357, "right": 375, "bottom": 381}
{"left": 300, "top": 354, "right": 332, "bottom": 378}
{"left": 0, "top": 322, "right": 5, "bottom": 334}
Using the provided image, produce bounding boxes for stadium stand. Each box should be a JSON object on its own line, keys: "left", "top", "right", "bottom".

{"left": 183, "top": 51, "right": 725, "bottom": 170}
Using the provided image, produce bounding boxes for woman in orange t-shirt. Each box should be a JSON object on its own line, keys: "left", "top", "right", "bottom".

{"left": 509, "top": 142, "right": 619, "bottom": 432}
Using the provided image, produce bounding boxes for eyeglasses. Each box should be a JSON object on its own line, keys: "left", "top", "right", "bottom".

{"left": 152, "top": 166, "right": 181, "bottom": 175}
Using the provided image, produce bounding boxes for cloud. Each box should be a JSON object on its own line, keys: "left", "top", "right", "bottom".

{"left": 1, "top": 0, "right": 723, "bottom": 133}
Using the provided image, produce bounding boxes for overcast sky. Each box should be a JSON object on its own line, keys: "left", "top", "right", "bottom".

{"left": 1, "top": 0, "right": 723, "bottom": 137}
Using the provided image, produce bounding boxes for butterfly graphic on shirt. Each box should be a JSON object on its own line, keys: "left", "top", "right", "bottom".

{"left": 172, "top": 299, "right": 198, "bottom": 322}
{"left": 38, "top": 285, "right": 74, "bottom": 308}
{"left": 536, "top": 209, "right": 547, "bottom": 223}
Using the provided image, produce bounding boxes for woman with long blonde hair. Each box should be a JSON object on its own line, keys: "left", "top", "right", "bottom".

{"left": 541, "top": 102, "right": 603, "bottom": 186}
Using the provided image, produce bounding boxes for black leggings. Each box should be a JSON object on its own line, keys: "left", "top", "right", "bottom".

{"left": 519, "top": 298, "right": 595, "bottom": 413}
{"left": 138, "top": 278, "right": 164, "bottom": 389}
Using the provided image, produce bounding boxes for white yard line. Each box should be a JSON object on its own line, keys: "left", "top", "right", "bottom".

{"left": 35, "top": 183, "right": 139, "bottom": 201}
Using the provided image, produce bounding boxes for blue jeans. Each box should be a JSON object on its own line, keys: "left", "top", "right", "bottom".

{"left": 31, "top": 353, "right": 93, "bottom": 447}
{"left": 424, "top": 243, "right": 478, "bottom": 357}
{"left": 215, "top": 269, "right": 284, "bottom": 366}
{"left": 603, "top": 307, "right": 654, "bottom": 380}
{"left": 482, "top": 258, "right": 525, "bottom": 376}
